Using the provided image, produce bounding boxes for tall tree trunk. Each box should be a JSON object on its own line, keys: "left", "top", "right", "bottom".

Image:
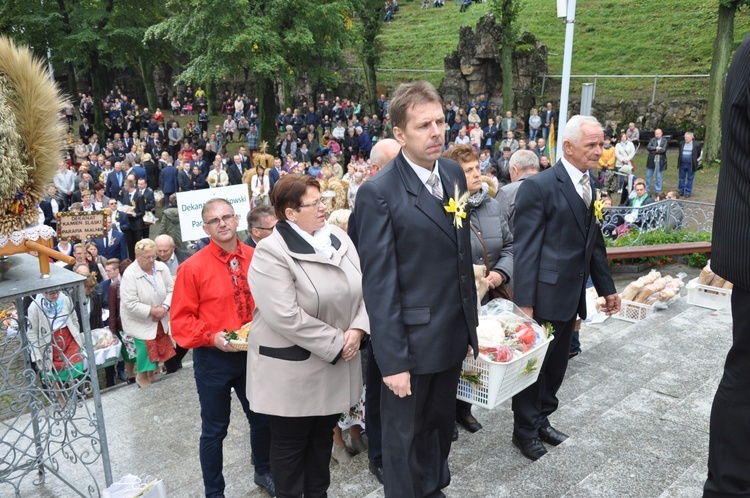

{"left": 257, "top": 75, "right": 278, "bottom": 145}
{"left": 89, "top": 52, "right": 106, "bottom": 135}
{"left": 282, "top": 80, "right": 291, "bottom": 110}
{"left": 501, "top": 43, "right": 514, "bottom": 113}
{"left": 206, "top": 80, "right": 216, "bottom": 115}
{"left": 704, "top": 2, "right": 737, "bottom": 165}
{"left": 498, "top": 0, "right": 517, "bottom": 113}
{"left": 66, "top": 62, "right": 78, "bottom": 96}
{"left": 362, "top": 54, "right": 378, "bottom": 116}
{"left": 138, "top": 56, "right": 158, "bottom": 110}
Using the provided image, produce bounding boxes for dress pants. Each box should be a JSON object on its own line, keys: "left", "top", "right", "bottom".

{"left": 704, "top": 286, "right": 750, "bottom": 497}
{"left": 268, "top": 413, "right": 340, "bottom": 498}
{"left": 381, "top": 362, "right": 462, "bottom": 498}
{"left": 193, "top": 347, "right": 271, "bottom": 498}
{"left": 123, "top": 228, "right": 137, "bottom": 261}
{"left": 512, "top": 316, "right": 576, "bottom": 440}
{"left": 365, "top": 343, "right": 383, "bottom": 468}
{"left": 164, "top": 345, "right": 189, "bottom": 373}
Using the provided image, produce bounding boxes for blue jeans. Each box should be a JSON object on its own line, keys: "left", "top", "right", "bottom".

{"left": 678, "top": 161, "right": 695, "bottom": 196}
{"left": 529, "top": 128, "right": 539, "bottom": 142}
{"left": 193, "top": 347, "right": 271, "bottom": 498}
{"left": 645, "top": 166, "right": 663, "bottom": 194}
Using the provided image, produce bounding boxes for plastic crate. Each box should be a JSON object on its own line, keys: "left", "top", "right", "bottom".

{"left": 457, "top": 336, "right": 553, "bottom": 409}
{"left": 686, "top": 277, "right": 732, "bottom": 310}
{"left": 613, "top": 299, "right": 655, "bottom": 322}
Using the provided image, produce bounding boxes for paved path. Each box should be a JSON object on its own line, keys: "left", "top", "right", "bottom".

{"left": 9, "top": 265, "right": 729, "bottom": 497}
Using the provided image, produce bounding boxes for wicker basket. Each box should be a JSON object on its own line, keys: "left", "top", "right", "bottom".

{"left": 457, "top": 336, "right": 554, "bottom": 409}
{"left": 229, "top": 339, "right": 248, "bottom": 351}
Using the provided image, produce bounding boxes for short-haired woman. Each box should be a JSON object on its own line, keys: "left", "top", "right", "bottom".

{"left": 120, "top": 238, "right": 175, "bottom": 388}
{"left": 248, "top": 174, "right": 369, "bottom": 497}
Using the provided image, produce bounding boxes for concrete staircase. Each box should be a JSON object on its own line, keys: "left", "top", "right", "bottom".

{"left": 333, "top": 295, "right": 729, "bottom": 498}
{"left": 12, "top": 269, "right": 730, "bottom": 497}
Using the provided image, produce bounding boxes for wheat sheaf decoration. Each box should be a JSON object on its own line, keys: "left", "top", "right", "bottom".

{"left": 0, "top": 36, "right": 67, "bottom": 236}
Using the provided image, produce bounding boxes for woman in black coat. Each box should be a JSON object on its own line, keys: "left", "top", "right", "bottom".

{"left": 343, "top": 127, "right": 359, "bottom": 167}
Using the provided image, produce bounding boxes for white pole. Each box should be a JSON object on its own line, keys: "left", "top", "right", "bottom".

{"left": 556, "top": 0, "right": 577, "bottom": 161}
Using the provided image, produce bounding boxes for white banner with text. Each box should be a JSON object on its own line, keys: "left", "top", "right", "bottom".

{"left": 176, "top": 185, "right": 250, "bottom": 241}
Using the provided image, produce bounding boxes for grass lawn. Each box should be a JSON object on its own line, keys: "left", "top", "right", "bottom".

{"left": 628, "top": 147, "right": 718, "bottom": 204}
{"left": 375, "top": 0, "right": 750, "bottom": 99}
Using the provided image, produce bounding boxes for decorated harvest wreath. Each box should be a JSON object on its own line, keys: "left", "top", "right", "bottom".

{"left": 0, "top": 36, "right": 67, "bottom": 236}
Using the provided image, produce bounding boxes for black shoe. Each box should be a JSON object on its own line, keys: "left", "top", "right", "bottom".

{"left": 456, "top": 411, "right": 483, "bottom": 433}
{"left": 369, "top": 461, "right": 384, "bottom": 485}
{"left": 569, "top": 350, "right": 580, "bottom": 359}
{"left": 539, "top": 426, "right": 569, "bottom": 446}
{"left": 512, "top": 436, "right": 547, "bottom": 461}
{"left": 254, "top": 472, "right": 276, "bottom": 497}
{"left": 452, "top": 423, "right": 459, "bottom": 441}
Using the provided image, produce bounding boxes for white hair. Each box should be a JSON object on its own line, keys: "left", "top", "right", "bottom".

{"left": 509, "top": 150, "right": 540, "bottom": 172}
{"left": 561, "top": 115, "right": 603, "bottom": 146}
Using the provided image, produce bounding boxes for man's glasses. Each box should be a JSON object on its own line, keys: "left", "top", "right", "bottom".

{"left": 253, "top": 226, "right": 275, "bottom": 231}
{"left": 204, "top": 214, "right": 237, "bottom": 226}
{"left": 298, "top": 198, "right": 325, "bottom": 209}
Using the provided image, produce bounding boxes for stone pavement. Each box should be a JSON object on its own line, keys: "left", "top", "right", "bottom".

{"left": 10, "top": 264, "right": 731, "bottom": 497}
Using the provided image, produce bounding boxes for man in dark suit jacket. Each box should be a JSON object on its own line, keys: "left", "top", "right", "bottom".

{"left": 134, "top": 177, "right": 155, "bottom": 240}
{"left": 79, "top": 118, "right": 93, "bottom": 142}
{"left": 161, "top": 163, "right": 179, "bottom": 206}
{"left": 105, "top": 161, "right": 126, "bottom": 200}
{"left": 704, "top": 34, "right": 750, "bottom": 498}
{"left": 355, "top": 82, "right": 478, "bottom": 498}
{"left": 120, "top": 179, "right": 145, "bottom": 259}
{"left": 93, "top": 219, "right": 128, "bottom": 261}
{"left": 268, "top": 157, "right": 282, "bottom": 199}
{"left": 511, "top": 115, "right": 620, "bottom": 461}
{"left": 226, "top": 155, "right": 245, "bottom": 186}
{"left": 540, "top": 102, "right": 556, "bottom": 140}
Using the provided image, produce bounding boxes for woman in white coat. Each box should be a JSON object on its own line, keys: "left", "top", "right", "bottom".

{"left": 120, "top": 238, "right": 175, "bottom": 388}
{"left": 248, "top": 174, "right": 369, "bottom": 498}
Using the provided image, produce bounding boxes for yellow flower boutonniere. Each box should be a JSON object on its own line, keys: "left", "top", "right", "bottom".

{"left": 593, "top": 188, "right": 604, "bottom": 224}
{"left": 444, "top": 182, "right": 470, "bottom": 229}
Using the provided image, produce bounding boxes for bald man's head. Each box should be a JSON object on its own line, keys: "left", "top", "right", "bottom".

{"left": 369, "top": 138, "right": 401, "bottom": 169}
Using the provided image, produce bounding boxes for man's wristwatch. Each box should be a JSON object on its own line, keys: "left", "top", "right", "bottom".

{"left": 162, "top": 304, "right": 170, "bottom": 311}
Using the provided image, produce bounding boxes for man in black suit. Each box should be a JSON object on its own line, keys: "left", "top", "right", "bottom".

{"left": 540, "top": 101, "right": 556, "bottom": 140}
{"left": 704, "top": 34, "right": 750, "bottom": 498}
{"left": 355, "top": 81, "right": 478, "bottom": 498}
{"left": 243, "top": 206, "right": 277, "bottom": 248}
{"left": 511, "top": 115, "right": 620, "bottom": 461}
{"left": 93, "top": 217, "right": 129, "bottom": 262}
{"left": 134, "top": 177, "right": 155, "bottom": 240}
{"left": 105, "top": 161, "right": 125, "bottom": 200}
{"left": 120, "top": 178, "right": 145, "bottom": 259}
{"left": 226, "top": 154, "right": 245, "bottom": 186}
{"left": 79, "top": 117, "right": 93, "bottom": 142}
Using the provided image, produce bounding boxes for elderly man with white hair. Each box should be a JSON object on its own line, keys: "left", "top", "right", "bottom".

{"left": 155, "top": 234, "right": 192, "bottom": 374}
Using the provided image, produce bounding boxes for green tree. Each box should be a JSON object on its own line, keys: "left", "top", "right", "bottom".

{"left": 0, "top": 0, "right": 168, "bottom": 131}
{"left": 704, "top": 0, "right": 749, "bottom": 165}
{"left": 491, "top": 0, "right": 523, "bottom": 113}
{"left": 147, "top": 0, "right": 354, "bottom": 146}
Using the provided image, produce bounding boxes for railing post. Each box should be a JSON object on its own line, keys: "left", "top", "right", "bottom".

{"left": 541, "top": 75, "right": 546, "bottom": 97}
{"left": 593, "top": 75, "right": 597, "bottom": 100}
{"left": 652, "top": 75, "right": 658, "bottom": 104}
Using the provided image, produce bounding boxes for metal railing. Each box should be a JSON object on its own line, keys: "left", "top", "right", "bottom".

{"left": 541, "top": 74, "right": 710, "bottom": 104}
{"left": 600, "top": 199, "right": 714, "bottom": 245}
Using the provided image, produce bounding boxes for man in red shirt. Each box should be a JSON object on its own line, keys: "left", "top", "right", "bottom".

{"left": 171, "top": 198, "right": 274, "bottom": 498}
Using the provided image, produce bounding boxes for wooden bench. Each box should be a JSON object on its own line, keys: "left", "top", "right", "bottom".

{"left": 606, "top": 241, "right": 712, "bottom": 262}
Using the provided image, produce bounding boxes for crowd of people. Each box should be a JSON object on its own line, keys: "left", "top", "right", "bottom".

{"left": 31, "top": 78, "right": 714, "bottom": 498}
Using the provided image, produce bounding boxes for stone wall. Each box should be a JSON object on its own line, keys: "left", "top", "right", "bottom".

{"left": 438, "top": 13, "right": 547, "bottom": 117}
{"left": 581, "top": 98, "right": 708, "bottom": 138}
